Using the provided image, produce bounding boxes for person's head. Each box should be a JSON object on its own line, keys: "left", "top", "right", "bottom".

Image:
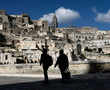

{"left": 59, "top": 49, "right": 64, "bottom": 55}
{"left": 42, "top": 45, "right": 44, "bottom": 49}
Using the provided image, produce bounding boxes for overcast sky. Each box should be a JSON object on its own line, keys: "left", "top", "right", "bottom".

{"left": 1, "top": 0, "right": 110, "bottom": 30}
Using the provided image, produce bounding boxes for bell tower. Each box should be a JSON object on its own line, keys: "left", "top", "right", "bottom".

{"left": 51, "top": 14, "right": 58, "bottom": 29}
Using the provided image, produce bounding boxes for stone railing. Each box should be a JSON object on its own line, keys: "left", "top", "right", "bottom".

{"left": 0, "top": 61, "right": 110, "bottom": 75}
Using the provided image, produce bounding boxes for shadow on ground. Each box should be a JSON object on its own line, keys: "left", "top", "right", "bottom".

{"left": 0, "top": 74, "right": 110, "bottom": 90}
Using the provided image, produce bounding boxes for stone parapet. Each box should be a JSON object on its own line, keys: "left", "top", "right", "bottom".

{"left": 0, "top": 61, "right": 110, "bottom": 75}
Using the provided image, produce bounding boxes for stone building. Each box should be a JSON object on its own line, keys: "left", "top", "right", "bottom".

{"left": 33, "top": 20, "right": 48, "bottom": 32}
{"left": 0, "top": 10, "right": 10, "bottom": 31}
{"left": 51, "top": 14, "right": 58, "bottom": 28}
{"left": 49, "top": 14, "right": 58, "bottom": 32}
{"left": 0, "top": 51, "right": 16, "bottom": 64}
{"left": 68, "top": 27, "right": 97, "bottom": 43}
{"left": 0, "top": 10, "right": 110, "bottom": 64}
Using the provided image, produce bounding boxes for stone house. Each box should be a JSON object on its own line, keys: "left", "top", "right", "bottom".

{"left": 0, "top": 52, "right": 16, "bottom": 64}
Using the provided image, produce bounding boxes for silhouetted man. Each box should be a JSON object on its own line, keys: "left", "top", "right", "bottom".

{"left": 54, "top": 49, "right": 69, "bottom": 79}
{"left": 40, "top": 48, "right": 53, "bottom": 83}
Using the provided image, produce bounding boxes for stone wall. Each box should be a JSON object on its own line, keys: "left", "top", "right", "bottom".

{"left": 0, "top": 62, "right": 110, "bottom": 75}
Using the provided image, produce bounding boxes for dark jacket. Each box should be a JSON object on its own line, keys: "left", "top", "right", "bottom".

{"left": 55, "top": 54, "right": 69, "bottom": 71}
{"left": 40, "top": 53, "right": 53, "bottom": 68}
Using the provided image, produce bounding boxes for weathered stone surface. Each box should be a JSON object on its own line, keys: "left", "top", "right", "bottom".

{"left": 0, "top": 62, "right": 110, "bottom": 75}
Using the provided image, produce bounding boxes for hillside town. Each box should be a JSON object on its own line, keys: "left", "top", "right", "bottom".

{"left": 0, "top": 10, "right": 110, "bottom": 64}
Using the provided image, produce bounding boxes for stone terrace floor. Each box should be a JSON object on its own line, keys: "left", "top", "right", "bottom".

{"left": 0, "top": 73, "right": 110, "bottom": 90}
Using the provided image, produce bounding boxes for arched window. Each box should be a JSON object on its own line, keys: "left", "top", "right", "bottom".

{"left": 42, "top": 24, "right": 45, "bottom": 28}
{"left": 79, "top": 36, "right": 81, "bottom": 39}
{"left": 76, "top": 35, "right": 78, "bottom": 38}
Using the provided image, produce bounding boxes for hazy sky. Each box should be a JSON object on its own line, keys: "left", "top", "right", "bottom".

{"left": 1, "top": 0, "right": 110, "bottom": 30}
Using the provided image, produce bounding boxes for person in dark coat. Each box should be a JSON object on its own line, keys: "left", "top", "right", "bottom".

{"left": 54, "top": 49, "right": 69, "bottom": 79}
{"left": 40, "top": 48, "right": 53, "bottom": 83}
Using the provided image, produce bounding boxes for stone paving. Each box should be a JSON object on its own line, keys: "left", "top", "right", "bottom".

{"left": 0, "top": 73, "right": 110, "bottom": 90}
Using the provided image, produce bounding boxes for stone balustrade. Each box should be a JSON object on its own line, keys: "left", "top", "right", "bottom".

{"left": 0, "top": 61, "right": 110, "bottom": 75}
